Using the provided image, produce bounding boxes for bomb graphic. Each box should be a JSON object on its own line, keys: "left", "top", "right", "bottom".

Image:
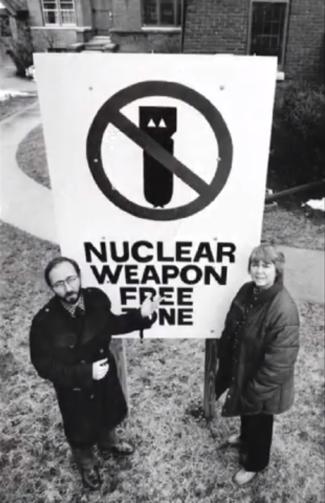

{"left": 139, "top": 106, "right": 177, "bottom": 207}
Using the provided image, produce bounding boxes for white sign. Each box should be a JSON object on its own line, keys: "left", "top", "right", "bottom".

{"left": 35, "top": 53, "right": 277, "bottom": 338}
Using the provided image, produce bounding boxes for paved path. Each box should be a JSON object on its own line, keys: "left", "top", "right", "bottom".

{"left": 0, "top": 102, "right": 323, "bottom": 304}
{"left": 0, "top": 103, "right": 58, "bottom": 243}
{"left": 278, "top": 246, "right": 324, "bottom": 304}
{"left": 0, "top": 51, "right": 37, "bottom": 95}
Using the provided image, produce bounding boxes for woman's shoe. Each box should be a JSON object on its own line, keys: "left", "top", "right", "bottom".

{"left": 99, "top": 440, "right": 134, "bottom": 459}
{"left": 233, "top": 468, "right": 257, "bottom": 485}
{"left": 110, "top": 440, "right": 134, "bottom": 455}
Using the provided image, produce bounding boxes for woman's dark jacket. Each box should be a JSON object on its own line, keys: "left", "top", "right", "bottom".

{"left": 215, "top": 280, "right": 299, "bottom": 417}
{"left": 30, "top": 287, "right": 153, "bottom": 445}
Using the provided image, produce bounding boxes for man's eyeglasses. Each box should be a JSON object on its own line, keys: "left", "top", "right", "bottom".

{"left": 52, "top": 275, "right": 79, "bottom": 290}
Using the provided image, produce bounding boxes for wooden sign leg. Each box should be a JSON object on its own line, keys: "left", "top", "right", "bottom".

{"left": 110, "top": 338, "right": 129, "bottom": 409}
{"left": 203, "top": 339, "right": 219, "bottom": 420}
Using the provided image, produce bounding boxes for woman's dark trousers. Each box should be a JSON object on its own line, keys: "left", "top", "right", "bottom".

{"left": 240, "top": 414, "right": 274, "bottom": 471}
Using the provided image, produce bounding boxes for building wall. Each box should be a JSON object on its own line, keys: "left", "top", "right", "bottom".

{"left": 26, "top": 0, "right": 181, "bottom": 52}
{"left": 110, "top": 0, "right": 181, "bottom": 53}
{"left": 26, "top": 0, "right": 94, "bottom": 50}
{"left": 285, "top": 0, "right": 324, "bottom": 82}
{"left": 25, "top": 0, "right": 324, "bottom": 79}
{"left": 183, "top": 0, "right": 248, "bottom": 54}
{"left": 111, "top": 30, "right": 181, "bottom": 53}
{"left": 26, "top": 0, "right": 92, "bottom": 26}
{"left": 183, "top": 0, "right": 325, "bottom": 83}
{"left": 76, "top": 0, "right": 93, "bottom": 27}
{"left": 112, "top": 0, "right": 142, "bottom": 30}
{"left": 30, "top": 28, "right": 77, "bottom": 50}
{"left": 26, "top": 0, "right": 43, "bottom": 27}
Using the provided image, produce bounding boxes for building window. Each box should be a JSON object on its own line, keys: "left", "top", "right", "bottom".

{"left": 248, "top": 1, "right": 289, "bottom": 67}
{"left": 142, "top": 0, "right": 182, "bottom": 27}
{"left": 42, "top": 0, "right": 76, "bottom": 26}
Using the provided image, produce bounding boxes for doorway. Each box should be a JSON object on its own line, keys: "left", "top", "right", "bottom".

{"left": 91, "top": 0, "right": 113, "bottom": 34}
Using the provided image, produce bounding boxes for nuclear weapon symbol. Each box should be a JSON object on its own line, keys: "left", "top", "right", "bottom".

{"left": 139, "top": 106, "right": 177, "bottom": 207}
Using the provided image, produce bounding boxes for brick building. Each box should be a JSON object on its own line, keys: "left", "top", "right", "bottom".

{"left": 1, "top": 0, "right": 324, "bottom": 83}
{"left": 183, "top": 0, "right": 325, "bottom": 83}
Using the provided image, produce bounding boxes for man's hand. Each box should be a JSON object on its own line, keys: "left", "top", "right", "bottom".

{"left": 92, "top": 358, "right": 109, "bottom": 380}
{"left": 140, "top": 294, "right": 163, "bottom": 318}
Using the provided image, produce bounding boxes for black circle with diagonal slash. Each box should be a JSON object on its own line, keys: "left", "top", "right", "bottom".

{"left": 86, "top": 81, "right": 233, "bottom": 220}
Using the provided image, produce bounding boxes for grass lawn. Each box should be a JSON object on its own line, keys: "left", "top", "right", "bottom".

{"left": 0, "top": 107, "right": 324, "bottom": 502}
{"left": 0, "top": 96, "right": 37, "bottom": 121}
{"left": 0, "top": 220, "right": 324, "bottom": 503}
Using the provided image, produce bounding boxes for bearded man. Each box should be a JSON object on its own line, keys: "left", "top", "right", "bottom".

{"left": 30, "top": 256, "right": 159, "bottom": 490}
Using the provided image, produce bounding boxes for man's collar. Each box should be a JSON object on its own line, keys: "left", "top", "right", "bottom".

{"left": 60, "top": 293, "right": 85, "bottom": 317}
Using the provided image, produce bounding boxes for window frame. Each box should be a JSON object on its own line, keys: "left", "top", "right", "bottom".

{"left": 41, "top": 0, "right": 76, "bottom": 27}
{"left": 247, "top": 0, "right": 290, "bottom": 69}
{"left": 141, "top": 0, "right": 182, "bottom": 28}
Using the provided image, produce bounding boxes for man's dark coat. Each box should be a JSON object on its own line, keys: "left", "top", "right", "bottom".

{"left": 215, "top": 281, "right": 299, "bottom": 417}
{"left": 30, "top": 287, "right": 152, "bottom": 446}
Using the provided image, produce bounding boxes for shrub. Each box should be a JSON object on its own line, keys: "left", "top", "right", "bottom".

{"left": 150, "top": 34, "right": 181, "bottom": 53}
{"left": 268, "top": 82, "right": 325, "bottom": 197}
{"left": 2, "top": 21, "right": 34, "bottom": 77}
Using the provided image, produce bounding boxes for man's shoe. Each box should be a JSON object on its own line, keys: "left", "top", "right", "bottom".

{"left": 233, "top": 468, "right": 257, "bottom": 486}
{"left": 99, "top": 440, "right": 134, "bottom": 459}
{"left": 227, "top": 433, "right": 241, "bottom": 446}
{"left": 80, "top": 466, "right": 102, "bottom": 490}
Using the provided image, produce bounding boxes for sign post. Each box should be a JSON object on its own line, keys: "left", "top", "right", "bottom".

{"left": 203, "top": 339, "right": 219, "bottom": 419}
{"left": 110, "top": 338, "right": 129, "bottom": 406}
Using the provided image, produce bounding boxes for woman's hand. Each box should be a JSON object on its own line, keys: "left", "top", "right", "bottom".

{"left": 140, "top": 294, "right": 163, "bottom": 318}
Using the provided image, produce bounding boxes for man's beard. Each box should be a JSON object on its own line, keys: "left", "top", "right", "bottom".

{"left": 62, "top": 289, "right": 81, "bottom": 304}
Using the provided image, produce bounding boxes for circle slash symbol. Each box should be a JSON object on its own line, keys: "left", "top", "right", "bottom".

{"left": 86, "top": 81, "right": 233, "bottom": 221}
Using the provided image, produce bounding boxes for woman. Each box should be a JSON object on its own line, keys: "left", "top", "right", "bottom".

{"left": 215, "top": 243, "right": 299, "bottom": 485}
